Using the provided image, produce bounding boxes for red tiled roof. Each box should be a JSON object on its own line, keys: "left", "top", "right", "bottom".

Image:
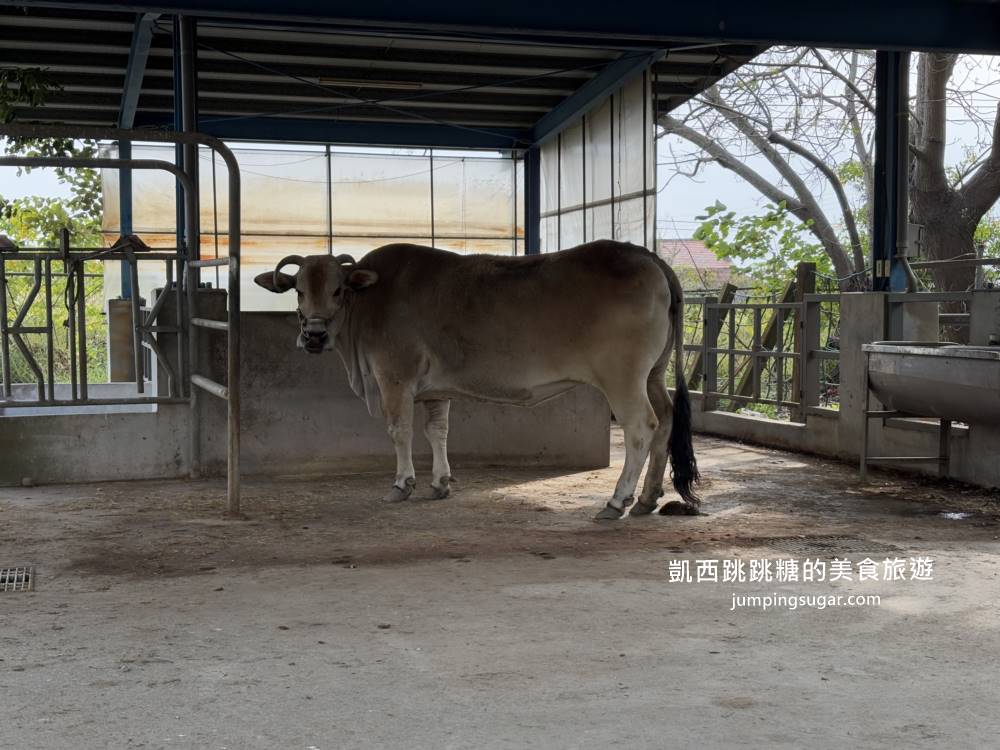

{"left": 657, "top": 239, "right": 732, "bottom": 271}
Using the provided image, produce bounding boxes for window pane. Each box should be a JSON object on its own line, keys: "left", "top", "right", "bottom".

{"left": 331, "top": 153, "right": 431, "bottom": 236}
{"left": 586, "top": 99, "right": 613, "bottom": 203}
{"left": 613, "top": 198, "right": 645, "bottom": 246}
{"left": 541, "top": 216, "right": 559, "bottom": 253}
{"left": 433, "top": 157, "right": 514, "bottom": 239}
{"left": 559, "top": 122, "right": 584, "bottom": 209}
{"left": 540, "top": 137, "right": 560, "bottom": 215}
{"left": 614, "top": 74, "right": 649, "bottom": 197}
{"left": 561, "top": 209, "right": 584, "bottom": 249}
{"left": 587, "top": 205, "right": 613, "bottom": 242}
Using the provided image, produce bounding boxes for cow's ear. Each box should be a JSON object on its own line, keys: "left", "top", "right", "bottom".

{"left": 346, "top": 269, "right": 378, "bottom": 290}
{"left": 254, "top": 270, "right": 296, "bottom": 293}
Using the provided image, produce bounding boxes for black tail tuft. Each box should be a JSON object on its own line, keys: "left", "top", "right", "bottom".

{"left": 668, "top": 373, "right": 700, "bottom": 506}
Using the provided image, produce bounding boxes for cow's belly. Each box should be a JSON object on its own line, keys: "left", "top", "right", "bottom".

{"left": 416, "top": 378, "right": 581, "bottom": 407}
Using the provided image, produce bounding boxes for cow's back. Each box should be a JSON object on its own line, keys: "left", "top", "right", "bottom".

{"left": 349, "top": 241, "right": 673, "bottom": 399}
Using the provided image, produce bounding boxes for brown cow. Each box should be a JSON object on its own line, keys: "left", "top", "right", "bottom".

{"left": 254, "top": 240, "right": 699, "bottom": 519}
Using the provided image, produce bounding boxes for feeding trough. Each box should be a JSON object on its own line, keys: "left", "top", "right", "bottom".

{"left": 860, "top": 341, "right": 1000, "bottom": 479}
{"left": 863, "top": 342, "right": 1000, "bottom": 425}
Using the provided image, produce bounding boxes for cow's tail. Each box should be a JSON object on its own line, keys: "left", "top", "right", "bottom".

{"left": 665, "top": 265, "right": 700, "bottom": 507}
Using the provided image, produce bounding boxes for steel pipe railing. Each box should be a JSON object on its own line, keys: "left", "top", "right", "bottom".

{"left": 0, "top": 123, "right": 242, "bottom": 516}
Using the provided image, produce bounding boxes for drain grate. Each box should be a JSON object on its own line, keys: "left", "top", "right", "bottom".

{"left": 735, "top": 535, "right": 902, "bottom": 556}
{"left": 0, "top": 567, "right": 34, "bottom": 592}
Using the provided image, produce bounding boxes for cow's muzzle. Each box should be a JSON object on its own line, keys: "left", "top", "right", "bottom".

{"left": 298, "top": 317, "right": 333, "bottom": 354}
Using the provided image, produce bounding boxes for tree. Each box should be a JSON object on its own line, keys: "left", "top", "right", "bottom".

{"left": 694, "top": 200, "right": 831, "bottom": 294}
{"left": 1, "top": 67, "right": 106, "bottom": 384}
{"left": 660, "top": 48, "right": 1000, "bottom": 292}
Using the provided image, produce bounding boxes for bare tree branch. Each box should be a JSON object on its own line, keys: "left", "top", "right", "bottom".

{"left": 660, "top": 114, "right": 799, "bottom": 207}
{"left": 845, "top": 52, "right": 873, "bottom": 191}
{"left": 701, "top": 86, "right": 854, "bottom": 281}
{"left": 810, "top": 48, "right": 876, "bottom": 115}
{"left": 959, "top": 101, "right": 1000, "bottom": 217}
{"left": 768, "top": 131, "right": 865, "bottom": 273}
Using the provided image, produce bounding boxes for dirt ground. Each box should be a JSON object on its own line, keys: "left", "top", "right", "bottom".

{"left": 2, "top": 428, "right": 999, "bottom": 749}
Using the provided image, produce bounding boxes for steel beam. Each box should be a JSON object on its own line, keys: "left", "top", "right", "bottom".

{"left": 134, "top": 112, "right": 532, "bottom": 149}
{"left": 4, "top": 1, "right": 1000, "bottom": 54}
{"left": 117, "top": 12, "right": 158, "bottom": 297}
{"left": 872, "top": 50, "right": 912, "bottom": 293}
{"left": 523, "top": 145, "right": 541, "bottom": 254}
{"left": 531, "top": 49, "right": 662, "bottom": 145}
{"left": 117, "top": 12, "right": 158, "bottom": 128}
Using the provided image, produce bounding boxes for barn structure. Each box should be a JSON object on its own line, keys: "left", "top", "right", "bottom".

{"left": 3, "top": 0, "right": 998, "bottom": 505}
{"left": 1, "top": 3, "right": 1000, "bottom": 745}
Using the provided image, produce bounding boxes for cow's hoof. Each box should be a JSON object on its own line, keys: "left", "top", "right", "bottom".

{"left": 429, "top": 478, "right": 451, "bottom": 500}
{"left": 384, "top": 478, "right": 416, "bottom": 503}
{"left": 658, "top": 500, "right": 701, "bottom": 516}
{"left": 629, "top": 500, "right": 658, "bottom": 517}
{"left": 594, "top": 503, "right": 625, "bottom": 521}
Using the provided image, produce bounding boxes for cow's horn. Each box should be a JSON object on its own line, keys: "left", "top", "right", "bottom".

{"left": 274, "top": 254, "right": 304, "bottom": 288}
{"left": 335, "top": 254, "right": 355, "bottom": 266}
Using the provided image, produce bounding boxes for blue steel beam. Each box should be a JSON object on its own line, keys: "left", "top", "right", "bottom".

{"left": 4, "top": 1, "right": 1000, "bottom": 53}
{"left": 133, "top": 113, "right": 532, "bottom": 150}
{"left": 117, "top": 12, "right": 159, "bottom": 129}
{"left": 531, "top": 49, "right": 663, "bottom": 145}
{"left": 523, "top": 146, "right": 541, "bottom": 255}
{"left": 117, "top": 12, "right": 157, "bottom": 298}
{"left": 872, "top": 50, "right": 910, "bottom": 293}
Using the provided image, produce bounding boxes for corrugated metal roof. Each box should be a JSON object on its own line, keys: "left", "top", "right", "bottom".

{"left": 0, "top": 6, "right": 762, "bottom": 143}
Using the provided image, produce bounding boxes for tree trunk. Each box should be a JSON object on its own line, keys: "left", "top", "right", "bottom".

{"left": 910, "top": 183, "right": 977, "bottom": 292}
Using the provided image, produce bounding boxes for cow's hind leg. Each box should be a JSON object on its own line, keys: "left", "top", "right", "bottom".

{"left": 595, "top": 381, "right": 658, "bottom": 520}
{"left": 632, "top": 369, "right": 671, "bottom": 516}
{"left": 381, "top": 384, "right": 417, "bottom": 503}
{"left": 423, "top": 399, "right": 452, "bottom": 499}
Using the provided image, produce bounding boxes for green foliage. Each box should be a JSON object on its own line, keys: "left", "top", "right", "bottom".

{"left": 1, "top": 259, "right": 107, "bottom": 386}
{"left": 974, "top": 215, "right": 1000, "bottom": 286}
{"left": 3, "top": 136, "right": 102, "bottom": 222}
{"left": 694, "top": 201, "right": 832, "bottom": 292}
{"left": 0, "top": 82, "right": 108, "bottom": 387}
{"left": 1, "top": 195, "right": 102, "bottom": 247}
{"left": 835, "top": 160, "right": 865, "bottom": 187}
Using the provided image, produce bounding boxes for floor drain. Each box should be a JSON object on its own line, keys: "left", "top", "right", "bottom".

{"left": 0, "top": 567, "right": 34, "bottom": 592}
{"left": 735, "top": 536, "right": 902, "bottom": 556}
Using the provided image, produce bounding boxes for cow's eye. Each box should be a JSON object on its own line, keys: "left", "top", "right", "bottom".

{"left": 333, "top": 288, "right": 342, "bottom": 297}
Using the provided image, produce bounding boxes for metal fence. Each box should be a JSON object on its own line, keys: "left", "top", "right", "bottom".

{"left": 680, "top": 283, "right": 977, "bottom": 421}
{"left": 681, "top": 292, "right": 841, "bottom": 421}
{"left": 0, "top": 124, "right": 243, "bottom": 515}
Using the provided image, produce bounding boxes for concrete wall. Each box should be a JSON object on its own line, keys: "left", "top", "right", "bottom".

{"left": 198, "top": 312, "right": 610, "bottom": 477}
{"left": 0, "top": 295, "right": 609, "bottom": 485}
{"left": 691, "top": 290, "right": 1000, "bottom": 490}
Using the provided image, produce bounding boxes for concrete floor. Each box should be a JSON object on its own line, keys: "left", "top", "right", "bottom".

{"left": 2, "top": 429, "right": 999, "bottom": 749}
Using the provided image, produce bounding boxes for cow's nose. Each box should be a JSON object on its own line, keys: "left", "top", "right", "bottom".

{"left": 304, "top": 317, "right": 328, "bottom": 335}
{"left": 301, "top": 318, "right": 329, "bottom": 353}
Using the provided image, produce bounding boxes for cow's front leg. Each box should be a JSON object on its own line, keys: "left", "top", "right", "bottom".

{"left": 381, "top": 384, "right": 417, "bottom": 503}
{"left": 423, "top": 399, "right": 452, "bottom": 499}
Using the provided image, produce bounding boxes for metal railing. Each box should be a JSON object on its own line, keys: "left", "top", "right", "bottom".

{"left": 681, "top": 286, "right": 842, "bottom": 421}
{"left": 0, "top": 124, "right": 242, "bottom": 516}
{"left": 683, "top": 287, "right": 982, "bottom": 421}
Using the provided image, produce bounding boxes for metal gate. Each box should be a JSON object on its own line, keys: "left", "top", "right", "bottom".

{"left": 0, "top": 125, "right": 242, "bottom": 515}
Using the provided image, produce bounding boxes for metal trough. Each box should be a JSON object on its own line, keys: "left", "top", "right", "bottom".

{"left": 862, "top": 341, "right": 1000, "bottom": 425}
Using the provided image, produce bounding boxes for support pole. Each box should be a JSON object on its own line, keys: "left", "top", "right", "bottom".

{"left": 524, "top": 146, "right": 541, "bottom": 254}
{"left": 119, "top": 140, "right": 133, "bottom": 299}
{"left": 872, "top": 51, "right": 913, "bottom": 293}
{"left": 179, "top": 15, "right": 201, "bottom": 479}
